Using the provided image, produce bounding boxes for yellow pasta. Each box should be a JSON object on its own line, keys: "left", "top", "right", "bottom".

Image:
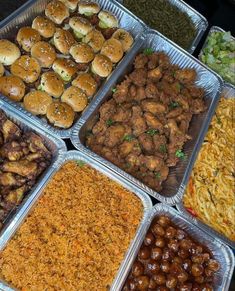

{"left": 183, "top": 97, "right": 235, "bottom": 241}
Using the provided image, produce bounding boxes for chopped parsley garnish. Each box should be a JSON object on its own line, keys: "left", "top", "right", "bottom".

{"left": 155, "top": 172, "right": 161, "bottom": 179}
{"left": 76, "top": 160, "right": 86, "bottom": 167}
{"left": 159, "top": 144, "right": 167, "bottom": 153}
{"left": 169, "top": 101, "right": 180, "bottom": 110}
{"left": 123, "top": 134, "right": 135, "bottom": 142}
{"left": 146, "top": 129, "right": 159, "bottom": 136}
{"left": 175, "top": 149, "right": 187, "bottom": 160}
{"left": 106, "top": 119, "right": 114, "bottom": 126}
{"left": 112, "top": 88, "right": 117, "bottom": 93}
{"left": 143, "top": 47, "right": 154, "bottom": 55}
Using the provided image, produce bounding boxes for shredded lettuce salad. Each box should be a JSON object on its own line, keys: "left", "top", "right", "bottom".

{"left": 201, "top": 31, "right": 235, "bottom": 85}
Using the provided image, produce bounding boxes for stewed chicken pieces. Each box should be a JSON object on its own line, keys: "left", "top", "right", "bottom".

{"left": 0, "top": 110, "right": 52, "bottom": 229}
{"left": 86, "top": 51, "right": 206, "bottom": 192}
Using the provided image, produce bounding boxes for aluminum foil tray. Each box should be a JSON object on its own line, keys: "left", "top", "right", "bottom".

{"left": 115, "top": 0, "right": 208, "bottom": 53}
{"left": 199, "top": 26, "right": 235, "bottom": 88}
{"left": 0, "top": 0, "right": 145, "bottom": 138}
{"left": 0, "top": 150, "right": 152, "bottom": 291}
{"left": 112, "top": 203, "right": 235, "bottom": 290}
{"left": 0, "top": 99, "right": 66, "bottom": 252}
{"left": 71, "top": 29, "right": 223, "bottom": 206}
{"left": 177, "top": 83, "right": 235, "bottom": 249}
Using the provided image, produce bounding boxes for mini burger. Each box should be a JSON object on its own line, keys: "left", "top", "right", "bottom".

{"left": 98, "top": 11, "right": 118, "bottom": 29}
{"left": 0, "top": 40, "right": 21, "bottom": 66}
{"left": 31, "top": 41, "right": 56, "bottom": 68}
{"left": 0, "top": 75, "right": 25, "bottom": 102}
{"left": 101, "top": 38, "right": 123, "bottom": 63}
{"left": 83, "top": 29, "right": 105, "bottom": 53}
{"left": 45, "top": 0, "right": 69, "bottom": 25}
{"left": 52, "top": 58, "right": 77, "bottom": 82}
{"left": 69, "top": 16, "right": 92, "bottom": 39}
{"left": 38, "top": 71, "right": 64, "bottom": 98}
{"left": 46, "top": 101, "right": 75, "bottom": 128}
{"left": 53, "top": 28, "right": 76, "bottom": 55}
{"left": 61, "top": 86, "right": 88, "bottom": 112}
{"left": 91, "top": 54, "right": 112, "bottom": 78}
{"left": 59, "top": 0, "right": 79, "bottom": 11}
{"left": 0, "top": 63, "right": 4, "bottom": 77}
{"left": 70, "top": 43, "right": 94, "bottom": 64}
{"left": 11, "top": 55, "right": 41, "bottom": 84}
{"left": 32, "top": 16, "right": 56, "bottom": 38}
{"left": 23, "top": 90, "right": 53, "bottom": 115}
{"left": 72, "top": 73, "right": 97, "bottom": 97}
{"left": 78, "top": 1, "right": 100, "bottom": 16}
{"left": 16, "top": 27, "right": 41, "bottom": 52}
{"left": 112, "top": 29, "right": 134, "bottom": 52}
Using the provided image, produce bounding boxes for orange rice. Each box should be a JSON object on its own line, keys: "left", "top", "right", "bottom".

{"left": 0, "top": 161, "right": 143, "bottom": 291}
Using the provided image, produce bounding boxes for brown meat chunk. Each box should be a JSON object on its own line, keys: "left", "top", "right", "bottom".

{"left": 113, "top": 79, "right": 130, "bottom": 104}
{"left": 141, "top": 100, "right": 166, "bottom": 115}
{"left": 92, "top": 120, "right": 107, "bottom": 135}
{"left": 134, "top": 53, "right": 148, "bottom": 69}
{"left": 0, "top": 116, "right": 21, "bottom": 143}
{"left": 1, "top": 160, "right": 38, "bottom": 178}
{"left": 129, "top": 68, "right": 147, "bottom": 87}
{"left": 112, "top": 106, "right": 132, "bottom": 123}
{"left": 174, "top": 69, "right": 197, "bottom": 84}
{"left": 0, "top": 173, "right": 27, "bottom": 187}
{"left": 147, "top": 67, "right": 162, "bottom": 81}
{"left": 159, "top": 164, "right": 169, "bottom": 181}
{"left": 166, "top": 107, "right": 183, "bottom": 118}
{"left": 144, "top": 112, "right": 163, "bottom": 132}
{"left": 131, "top": 106, "right": 147, "bottom": 136}
{"left": 145, "top": 83, "right": 159, "bottom": 99}
{"left": 119, "top": 140, "right": 135, "bottom": 158}
{"left": 140, "top": 155, "right": 164, "bottom": 171}
{"left": 138, "top": 133, "right": 154, "bottom": 154}
{"left": 191, "top": 98, "right": 207, "bottom": 114}
{"left": 99, "top": 99, "right": 116, "bottom": 120}
{"left": 188, "top": 86, "right": 204, "bottom": 98}
{"left": 0, "top": 141, "right": 25, "bottom": 161}
{"left": 153, "top": 135, "right": 167, "bottom": 153}
{"left": 104, "top": 124, "right": 126, "bottom": 148}
{"left": 135, "top": 86, "right": 147, "bottom": 101}
{"left": 147, "top": 52, "right": 159, "bottom": 69}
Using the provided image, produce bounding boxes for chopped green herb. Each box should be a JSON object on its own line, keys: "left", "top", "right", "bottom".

{"left": 123, "top": 134, "right": 135, "bottom": 141}
{"left": 155, "top": 172, "right": 161, "bottom": 179}
{"left": 106, "top": 119, "right": 114, "bottom": 126}
{"left": 76, "top": 160, "right": 86, "bottom": 167}
{"left": 112, "top": 88, "right": 117, "bottom": 93}
{"left": 159, "top": 144, "right": 167, "bottom": 153}
{"left": 143, "top": 47, "right": 154, "bottom": 55}
{"left": 169, "top": 101, "right": 180, "bottom": 110}
{"left": 146, "top": 129, "right": 159, "bottom": 136}
{"left": 175, "top": 149, "right": 187, "bottom": 160}
{"left": 125, "top": 162, "right": 131, "bottom": 168}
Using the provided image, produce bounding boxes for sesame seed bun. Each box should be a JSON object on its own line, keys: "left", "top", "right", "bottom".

{"left": 61, "top": 86, "right": 88, "bottom": 112}
{"left": 24, "top": 90, "right": 53, "bottom": 115}
{"left": 46, "top": 101, "right": 75, "bottom": 128}
{"left": 0, "top": 63, "right": 4, "bottom": 77}
{"left": 101, "top": 38, "right": 123, "bottom": 63}
{"left": 78, "top": 1, "right": 100, "bottom": 16}
{"left": 10, "top": 55, "right": 41, "bottom": 84}
{"left": 112, "top": 28, "right": 134, "bottom": 52}
{"left": 98, "top": 11, "right": 118, "bottom": 28}
{"left": 39, "top": 71, "right": 64, "bottom": 98}
{"left": 70, "top": 43, "right": 94, "bottom": 63}
{"left": 32, "top": 16, "right": 56, "bottom": 38}
{"left": 83, "top": 29, "right": 105, "bottom": 53}
{"left": 69, "top": 16, "right": 92, "bottom": 39}
{"left": 59, "top": 0, "right": 79, "bottom": 11}
{"left": 0, "top": 75, "right": 25, "bottom": 102}
{"left": 72, "top": 72, "right": 97, "bottom": 97}
{"left": 91, "top": 54, "right": 112, "bottom": 78}
{"left": 52, "top": 58, "right": 77, "bottom": 82}
{"left": 53, "top": 28, "right": 76, "bottom": 55}
{"left": 0, "top": 40, "right": 21, "bottom": 66}
{"left": 45, "top": 0, "right": 70, "bottom": 25}
{"left": 31, "top": 41, "right": 56, "bottom": 68}
{"left": 16, "top": 27, "right": 41, "bottom": 52}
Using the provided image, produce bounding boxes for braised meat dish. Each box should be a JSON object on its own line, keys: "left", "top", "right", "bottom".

{"left": 0, "top": 110, "right": 52, "bottom": 229}
{"left": 86, "top": 50, "right": 207, "bottom": 192}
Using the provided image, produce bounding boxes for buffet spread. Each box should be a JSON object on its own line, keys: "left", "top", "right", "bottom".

{"left": 0, "top": 0, "right": 234, "bottom": 290}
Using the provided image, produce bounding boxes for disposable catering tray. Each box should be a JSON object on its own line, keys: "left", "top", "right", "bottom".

{"left": 112, "top": 203, "right": 235, "bottom": 291}
{"left": 177, "top": 83, "right": 235, "bottom": 249}
{"left": 0, "top": 99, "right": 66, "bottom": 252}
{"left": 0, "top": 0, "right": 145, "bottom": 139}
{"left": 71, "top": 29, "right": 223, "bottom": 206}
{"left": 115, "top": 0, "right": 208, "bottom": 54}
{"left": 199, "top": 26, "right": 235, "bottom": 88}
{"left": 0, "top": 150, "right": 152, "bottom": 291}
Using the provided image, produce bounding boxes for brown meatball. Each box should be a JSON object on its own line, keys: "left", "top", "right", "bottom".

{"left": 162, "top": 248, "right": 174, "bottom": 261}
{"left": 165, "top": 226, "right": 177, "bottom": 239}
{"left": 207, "top": 259, "right": 220, "bottom": 272}
{"left": 177, "top": 271, "right": 189, "bottom": 283}
{"left": 151, "top": 247, "right": 162, "bottom": 261}
{"left": 146, "top": 259, "right": 160, "bottom": 274}
{"left": 166, "top": 274, "right": 178, "bottom": 288}
{"left": 132, "top": 261, "right": 144, "bottom": 277}
{"left": 155, "top": 237, "right": 165, "bottom": 248}
{"left": 136, "top": 275, "right": 150, "bottom": 290}
{"left": 157, "top": 215, "right": 171, "bottom": 227}
{"left": 179, "top": 283, "right": 193, "bottom": 291}
{"left": 138, "top": 246, "right": 151, "bottom": 260}
{"left": 153, "top": 273, "right": 166, "bottom": 285}
{"left": 191, "top": 263, "right": 204, "bottom": 277}
{"left": 168, "top": 239, "right": 179, "bottom": 252}
{"left": 144, "top": 232, "right": 155, "bottom": 246}
{"left": 148, "top": 277, "right": 158, "bottom": 289}
{"left": 152, "top": 223, "right": 165, "bottom": 237}
{"left": 160, "top": 260, "right": 170, "bottom": 273}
